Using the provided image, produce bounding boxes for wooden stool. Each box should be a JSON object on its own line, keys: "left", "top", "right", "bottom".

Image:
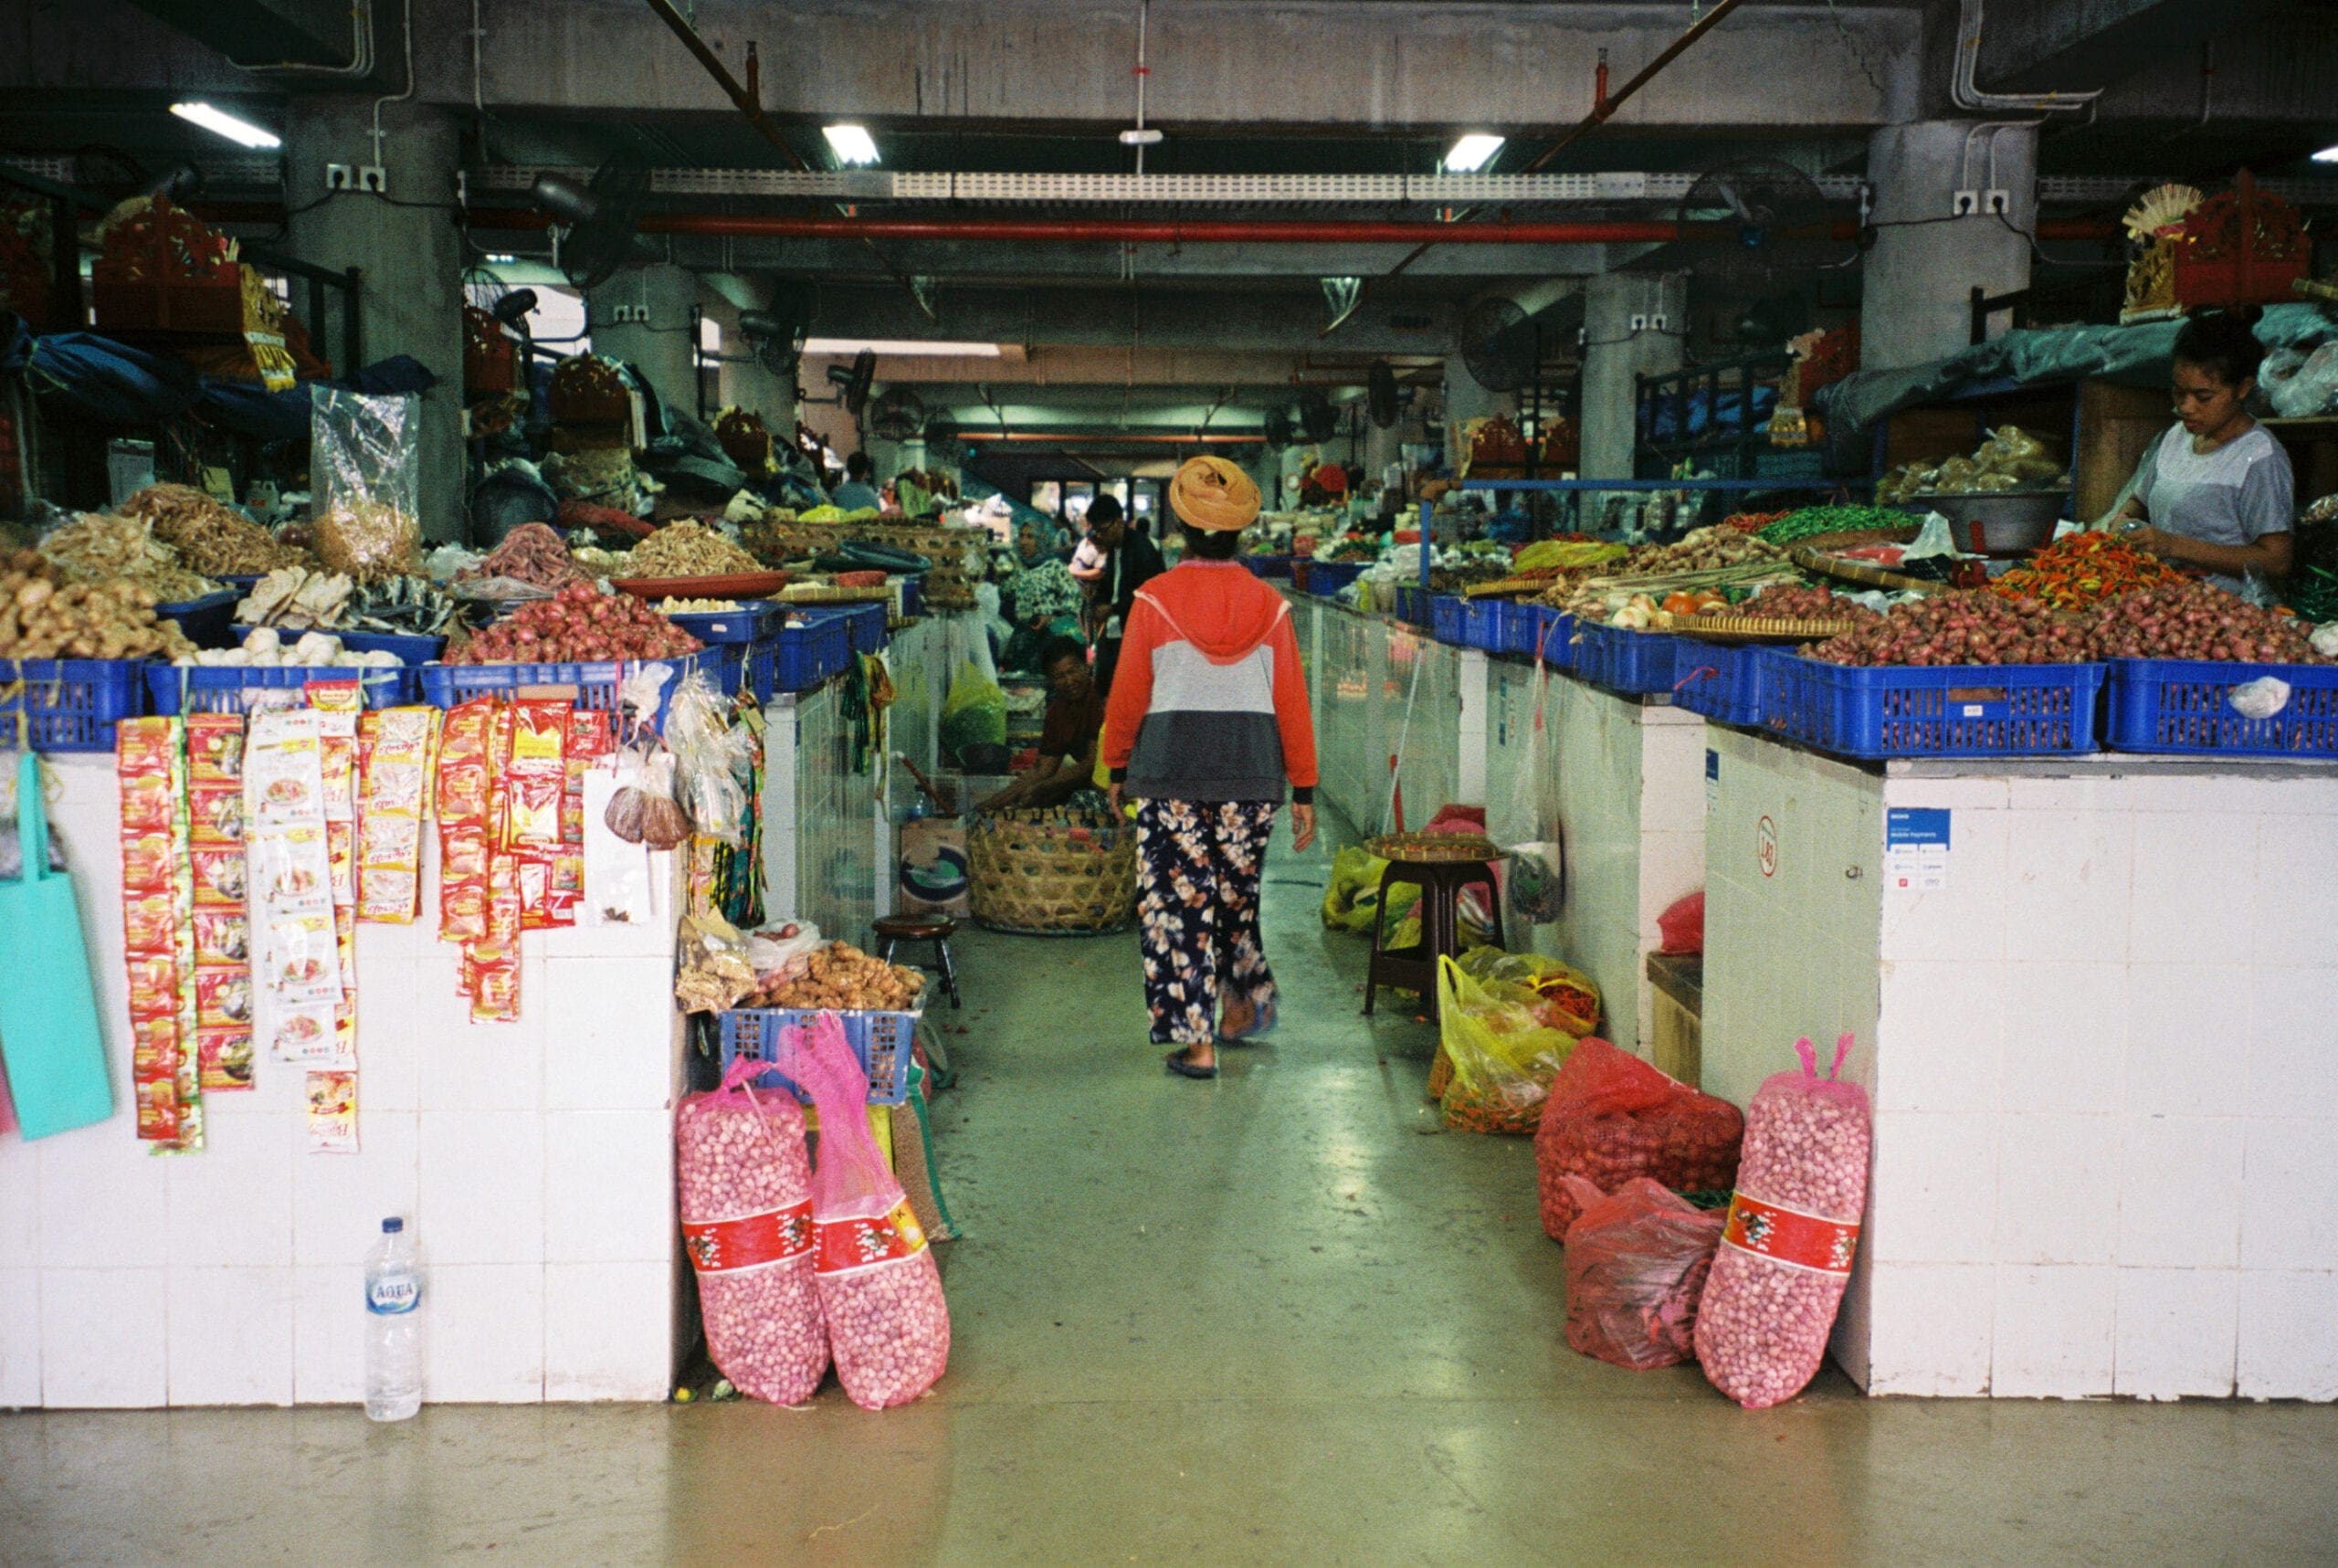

{"left": 1363, "top": 857, "right": 1506, "bottom": 1022}
{"left": 873, "top": 914, "right": 961, "bottom": 1009}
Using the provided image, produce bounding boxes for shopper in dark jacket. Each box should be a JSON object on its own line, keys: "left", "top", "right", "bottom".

{"left": 1084, "top": 494, "right": 1165, "bottom": 696}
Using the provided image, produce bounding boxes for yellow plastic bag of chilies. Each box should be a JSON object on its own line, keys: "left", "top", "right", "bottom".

{"left": 1437, "top": 954, "right": 1580, "bottom": 1135}
{"left": 1455, "top": 946, "right": 1602, "bottom": 1037}
{"left": 1321, "top": 845, "right": 1428, "bottom": 952}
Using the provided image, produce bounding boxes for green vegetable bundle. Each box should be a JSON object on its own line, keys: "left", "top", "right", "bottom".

{"left": 1757, "top": 506, "right": 1911, "bottom": 546}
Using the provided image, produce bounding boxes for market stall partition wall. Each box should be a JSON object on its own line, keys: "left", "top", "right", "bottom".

{"left": 0, "top": 757, "right": 690, "bottom": 1407}
{"left": 1702, "top": 730, "right": 2338, "bottom": 1401}
{"left": 1303, "top": 595, "right": 1704, "bottom": 1054}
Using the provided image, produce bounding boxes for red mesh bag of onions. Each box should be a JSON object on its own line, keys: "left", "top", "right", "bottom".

{"left": 1694, "top": 1034, "right": 1872, "bottom": 1410}
{"left": 790, "top": 1013, "right": 953, "bottom": 1411}
{"left": 1560, "top": 1175, "right": 1724, "bottom": 1371}
{"left": 676, "top": 1058, "right": 829, "bottom": 1405}
{"left": 1534, "top": 1038, "right": 1743, "bottom": 1239}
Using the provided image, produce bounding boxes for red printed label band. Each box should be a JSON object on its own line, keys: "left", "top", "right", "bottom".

{"left": 1720, "top": 1191, "right": 1861, "bottom": 1276}
{"left": 815, "top": 1199, "right": 929, "bottom": 1276}
{"left": 680, "top": 1200, "right": 814, "bottom": 1274}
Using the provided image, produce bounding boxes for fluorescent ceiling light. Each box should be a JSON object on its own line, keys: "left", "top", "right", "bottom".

{"left": 170, "top": 101, "right": 280, "bottom": 150}
{"left": 2314, "top": 143, "right": 2338, "bottom": 163}
{"left": 1444, "top": 134, "right": 1505, "bottom": 173}
{"left": 485, "top": 253, "right": 517, "bottom": 264}
{"left": 804, "top": 338, "right": 1002, "bottom": 358}
{"left": 823, "top": 124, "right": 880, "bottom": 166}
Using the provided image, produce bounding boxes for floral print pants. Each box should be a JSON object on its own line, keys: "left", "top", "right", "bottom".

{"left": 1134, "top": 799, "right": 1280, "bottom": 1047}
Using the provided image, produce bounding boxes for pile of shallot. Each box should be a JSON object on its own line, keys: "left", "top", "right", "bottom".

{"left": 446, "top": 584, "right": 702, "bottom": 664}
{"left": 2076, "top": 579, "right": 2328, "bottom": 664}
{"left": 1806, "top": 592, "right": 2088, "bottom": 667}
{"left": 1742, "top": 583, "right": 1877, "bottom": 624}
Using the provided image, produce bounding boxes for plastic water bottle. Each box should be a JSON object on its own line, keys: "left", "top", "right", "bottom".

{"left": 364, "top": 1216, "right": 423, "bottom": 1422}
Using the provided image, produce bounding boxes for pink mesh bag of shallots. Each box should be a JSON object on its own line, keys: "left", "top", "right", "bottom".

{"left": 791, "top": 1013, "right": 952, "bottom": 1411}
{"left": 1693, "top": 1035, "right": 1872, "bottom": 1410}
{"left": 1560, "top": 1176, "right": 1724, "bottom": 1371}
{"left": 676, "top": 1058, "right": 829, "bottom": 1405}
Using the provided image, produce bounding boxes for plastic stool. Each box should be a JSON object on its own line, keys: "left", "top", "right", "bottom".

{"left": 874, "top": 913, "right": 961, "bottom": 1009}
{"left": 1363, "top": 857, "right": 1506, "bottom": 1022}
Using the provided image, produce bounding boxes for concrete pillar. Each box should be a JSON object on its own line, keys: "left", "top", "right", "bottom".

{"left": 586, "top": 263, "right": 702, "bottom": 423}
{"left": 1579, "top": 272, "right": 1687, "bottom": 481}
{"left": 283, "top": 98, "right": 464, "bottom": 542}
{"left": 1859, "top": 121, "right": 2037, "bottom": 371}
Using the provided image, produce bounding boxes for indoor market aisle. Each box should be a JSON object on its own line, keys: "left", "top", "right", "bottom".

{"left": 4, "top": 814, "right": 2335, "bottom": 1566}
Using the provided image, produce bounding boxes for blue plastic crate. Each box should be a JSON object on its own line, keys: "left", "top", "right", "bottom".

{"left": 896, "top": 574, "right": 922, "bottom": 618}
{"left": 234, "top": 626, "right": 447, "bottom": 665}
{"left": 1429, "top": 594, "right": 1467, "bottom": 646}
{"left": 660, "top": 600, "right": 775, "bottom": 647}
{"left": 1240, "top": 553, "right": 1294, "bottom": 580}
{"left": 148, "top": 661, "right": 418, "bottom": 715}
{"left": 1304, "top": 560, "right": 1366, "bottom": 598}
{"left": 1762, "top": 653, "right": 2107, "bottom": 759}
{"left": 719, "top": 1005, "right": 922, "bottom": 1106}
{"left": 0, "top": 658, "right": 148, "bottom": 752}
{"left": 2103, "top": 658, "right": 2338, "bottom": 758}
{"left": 765, "top": 614, "right": 843, "bottom": 693}
{"left": 1520, "top": 608, "right": 1576, "bottom": 669}
{"left": 842, "top": 602, "right": 888, "bottom": 654}
{"left": 1672, "top": 641, "right": 1766, "bottom": 726}
{"left": 1577, "top": 625, "right": 1682, "bottom": 696}
{"left": 158, "top": 590, "right": 239, "bottom": 649}
{"left": 1461, "top": 597, "right": 1505, "bottom": 651}
{"left": 414, "top": 650, "right": 710, "bottom": 727}
{"left": 1394, "top": 584, "right": 1428, "bottom": 626}
{"left": 800, "top": 608, "right": 854, "bottom": 677}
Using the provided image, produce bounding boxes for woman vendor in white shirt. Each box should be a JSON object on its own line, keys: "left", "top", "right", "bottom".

{"left": 2112, "top": 309, "right": 2295, "bottom": 595}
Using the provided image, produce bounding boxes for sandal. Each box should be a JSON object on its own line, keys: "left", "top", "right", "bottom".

{"left": 1217, "top": 996, "right": 1278, "bottom": 1046}
{"left": 1164, "top": 1047, "right": 1218, "bottom": 1079}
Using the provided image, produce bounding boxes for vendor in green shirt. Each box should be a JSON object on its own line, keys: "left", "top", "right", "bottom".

{"left": 977, "top": 637, "right": 1105, "bottom": 814}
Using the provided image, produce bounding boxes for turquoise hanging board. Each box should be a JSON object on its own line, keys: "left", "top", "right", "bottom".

{"left": 0, "top": 752, "right": 114, "bottom": 1139}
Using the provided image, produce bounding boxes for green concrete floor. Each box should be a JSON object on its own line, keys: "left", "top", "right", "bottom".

{"left": 5, "top": 815, "right": 2337, "bottom": 1566}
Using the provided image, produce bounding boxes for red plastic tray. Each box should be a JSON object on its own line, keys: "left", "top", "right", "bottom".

{"left": 609, "top": 571, "right": 792, "bottom": 600}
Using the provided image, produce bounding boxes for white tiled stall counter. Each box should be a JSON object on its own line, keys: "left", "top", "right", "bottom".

{"left": 1701, "top": 729, "right": 2338, "bottom": 1401}
{"left": 0, "top": 753, "right": 690, "bottom": 1409}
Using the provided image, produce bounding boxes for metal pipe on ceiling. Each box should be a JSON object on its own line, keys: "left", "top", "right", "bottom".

{"left": 961, "top": 431, "right": 1262, "bottom": 444}
{"left": 481, "top": 213, "right": 1702, "bottom": 244}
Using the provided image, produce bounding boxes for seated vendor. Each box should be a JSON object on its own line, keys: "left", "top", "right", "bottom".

{"left": 2112, "top": 310, "right": 2295, "bottom": 595}
{"left": 976, "top": 637, "right": 1105, "bottom": 814}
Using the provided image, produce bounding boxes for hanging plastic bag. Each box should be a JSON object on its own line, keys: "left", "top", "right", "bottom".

{"left": 1657, "top": 889, "right": 1704, "bottom": 955}
{"left": 1507, "top": 839, "right": 1565, "bottom": 925}
{"left": 676, "top": 1058, "right": 830, "bottom": 1405}
{"left": 793, "top": 1012, "right": 952, "bottom": 1409}
{"left": 1695, "top": 1035, "right": 1871, "bottom": 1410}
{"left": 1535, "top": 1037, "right": 1743, "bottom": 1238}
{"left": 939, "top": 660, "right": 1006, "bottom": 768}
{"left": 1436, "top": 954, "right": 1580, "bottom": 1135}
{"left": 1561, "top": 1176, "right": 1725, "bottom": 1371}
{"left": 1320, "top": 844, "right": 1390, "bottom": 932}
{"left": 310, "top": 387, "right": 423, "bottom": 578}
{"left": 663, "top": 670, "right": 754, "bottom": 846}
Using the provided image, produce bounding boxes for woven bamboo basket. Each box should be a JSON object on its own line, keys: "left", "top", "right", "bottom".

{"left": 1367, "top": 831, "right": 1506, "bottom": 866}
{"left": 967, "top": 805, "right": 1139, "bottom": 935}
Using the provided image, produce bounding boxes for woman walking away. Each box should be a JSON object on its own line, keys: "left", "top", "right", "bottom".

{"left": 1103, "top": 457, "right": 1318, "bottom": 1080}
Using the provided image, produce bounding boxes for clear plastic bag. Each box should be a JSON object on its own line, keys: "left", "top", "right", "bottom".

{"left": 1561, "top": 1176, "right": 1724, "bottom": 1371}
{"left": 1535, "top": 1037, "right": 1743, "bottom": 1238}
{"left": 791, "top": 1013, "right": 951, "bottom": 1410}
{"left": 1694, "top": 1034, "right": 1871, "bottom": 1410}
{"left": 663, "top": 671, "right": 754, "bottom": 846}
{"left": 1506, "top": 839, "right": 1566, "bottom": 925}
{"left": 310, "top": 388, "right": 422, "bottom": 578}
{"left": 938, "top": 660, "right": 1006, "bottom": 767}
{"left": 676, "top": 1060, "right": 829, "bottom": 1405}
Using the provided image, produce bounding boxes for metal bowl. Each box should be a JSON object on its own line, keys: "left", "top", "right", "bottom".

{"left": 1911, "top": 490, "right": 2069, "bottom": 556}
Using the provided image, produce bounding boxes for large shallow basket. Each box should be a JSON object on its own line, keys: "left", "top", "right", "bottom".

{"left": 966, "top": 805, "right": 1139, "bottom": 935}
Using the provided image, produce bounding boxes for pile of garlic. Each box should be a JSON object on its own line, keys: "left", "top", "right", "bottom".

{"left": 174, "top": 626, "right": 404, "bottom": 668}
